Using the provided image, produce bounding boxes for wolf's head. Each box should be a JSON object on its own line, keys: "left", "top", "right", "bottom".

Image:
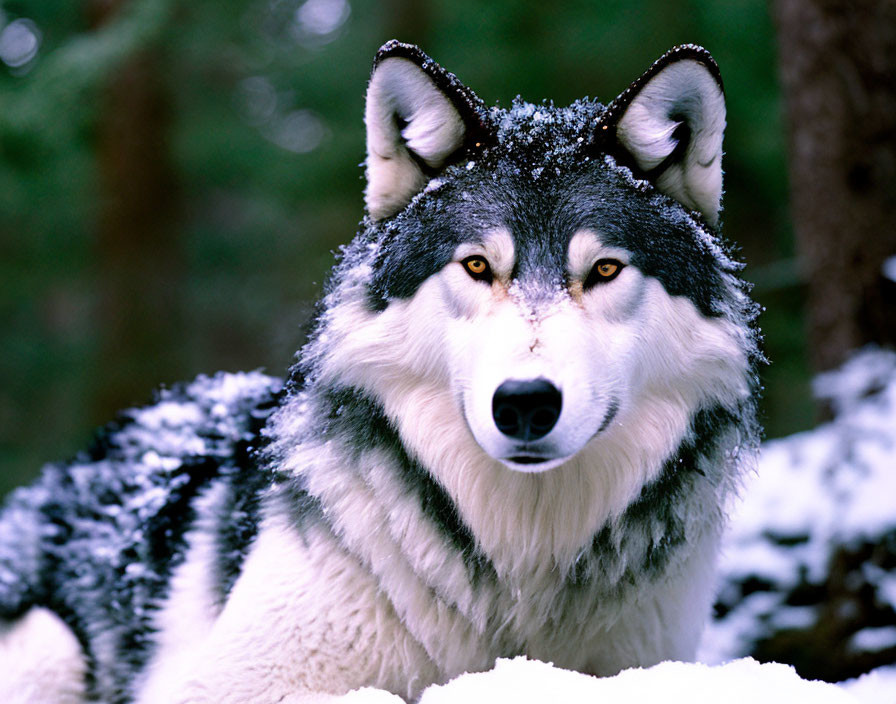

{"left": 299, "top": 43, "right": 757, "bottom": 522}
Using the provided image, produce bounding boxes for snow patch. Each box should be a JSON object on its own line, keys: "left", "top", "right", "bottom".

{"left": 703, "top": 347, "right": 896, "bottom": 671}
{"left": 414, "top": 657, "right": 857, "bottom": 704}
{"left": 848, "top": 626, "right": 896, "bottom": 654}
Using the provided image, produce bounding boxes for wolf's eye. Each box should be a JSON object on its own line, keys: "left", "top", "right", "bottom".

{"left": 584, "top": 259, "right": 624, "bottom": 289}
{"left": 461, "top": 256, "right": 493, "bottom": 283}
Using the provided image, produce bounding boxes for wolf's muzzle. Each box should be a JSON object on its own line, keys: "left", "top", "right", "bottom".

{"left": 491, "top": 379, "right": 562, "bottom": 442}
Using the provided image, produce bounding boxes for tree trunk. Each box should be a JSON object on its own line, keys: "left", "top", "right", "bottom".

{"left": 773, "top": 0, "right": 896, "bottom": 373}
{"left": 88, "top": 0, "right": 184, "bottom": 419}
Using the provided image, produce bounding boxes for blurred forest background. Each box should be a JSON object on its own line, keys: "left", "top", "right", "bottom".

{"left": 0, "top": 0, "right": 892, "bottom": 498}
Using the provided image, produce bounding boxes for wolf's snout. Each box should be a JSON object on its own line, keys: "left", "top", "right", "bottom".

{"left": 491, "top": 379, "right": 562, "bottom": 441}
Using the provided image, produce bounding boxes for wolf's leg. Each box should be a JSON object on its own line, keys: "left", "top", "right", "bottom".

{"left": 0, "top": 607, "right": 88, "bottom": 704}
{"left": 146, "top": 522, "right": 438, "bottom": 704}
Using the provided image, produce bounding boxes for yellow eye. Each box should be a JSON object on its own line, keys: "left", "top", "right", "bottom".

{"left": 596, "top": 261, "right": 618, "bottom": 278}
{"left": 583, "top": 258, "right": 624, "bottom": 289}
{"left": 461, "top": 256, "right": 493, "bottom": 282}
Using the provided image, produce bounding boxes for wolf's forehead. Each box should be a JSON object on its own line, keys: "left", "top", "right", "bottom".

{"left": 489, "top": 99, "right": 606, "bottom": 167}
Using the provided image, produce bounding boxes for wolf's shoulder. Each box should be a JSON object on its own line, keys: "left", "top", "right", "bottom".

{"left": 35, "top": 370, "right": 285, "bottom": 513}
{"left": 0, "top": 371, "right": 284, "bottom": 621}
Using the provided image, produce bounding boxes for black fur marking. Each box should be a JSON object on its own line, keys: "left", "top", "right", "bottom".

{"left": 24, "top": 454, "right": 219, "bottom": 700}
{"left": 596, "top": 399, "right": 620, "bottom": 435}
{"left": 318, "top": 387, "right": 494, "bottom": 580}
{"left": 0, "top": 373, "right": 282, "bottom": 703}
{"left": 571, "top": 404, "right": 740, "bottom": 588}
{"left": 213, "top": 387, "right": 286, "bottom": 602}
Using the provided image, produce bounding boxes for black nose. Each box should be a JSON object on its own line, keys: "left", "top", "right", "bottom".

{"left": 492, "top": 379, "right": 562, "bottom": 441}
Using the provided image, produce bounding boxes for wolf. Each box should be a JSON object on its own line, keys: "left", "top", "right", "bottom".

{"left": 0, "top": 41, "right": 761, "bottom": 703}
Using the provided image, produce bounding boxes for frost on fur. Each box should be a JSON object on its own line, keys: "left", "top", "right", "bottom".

{"left": 610, "top": 46, "right": 727, "bottom": 225}
{"left": 365, "top": 41, "right": 488, "bottom": 221}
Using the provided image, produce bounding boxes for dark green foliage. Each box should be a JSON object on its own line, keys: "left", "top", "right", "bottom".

{"left": 0, "top": 0, "right": 799, "bottom": 496}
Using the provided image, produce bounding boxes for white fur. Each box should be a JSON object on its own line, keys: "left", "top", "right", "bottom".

{"left": 365, "top": 58, "right": 466, "bottom": 220}
{"left": 153, "top": 517, "right": 438, "bottom": 703}
{"left": 0, "top": 608, "right": 87, "bottom": 704}
{"left": 309, "top": 229, "right": 748, "bottom": 579}
{"left": 615, "top": 59, "right": 726, "bottom": 224}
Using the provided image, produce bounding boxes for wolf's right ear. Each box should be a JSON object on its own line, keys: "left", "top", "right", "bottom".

{"left": 365, "top": 41, "right": 487, "bottom": 221}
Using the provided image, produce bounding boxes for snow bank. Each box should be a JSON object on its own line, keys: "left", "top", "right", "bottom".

{"left": 840, "top": 665, "right": 896, "bottom": 702}
{"left": 703, "top": 348, "right": 896, "bottom": 670}
{"left": 415, "top": 657, "right": 856, "bottom": 704}
{"left": 339, "top": 657, "right": 896, "bottom": 704}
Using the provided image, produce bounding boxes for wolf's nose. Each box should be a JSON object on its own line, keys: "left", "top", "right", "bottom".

{"left": 492, "top": 379, "right": 562, "bottom": 441}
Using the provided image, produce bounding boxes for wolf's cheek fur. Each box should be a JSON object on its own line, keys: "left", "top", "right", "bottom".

{"left": 314, "top": 279, "right": 453, "bottom": 397}
{"left": 630, "top": 279, "right": 752, "bottom": 413}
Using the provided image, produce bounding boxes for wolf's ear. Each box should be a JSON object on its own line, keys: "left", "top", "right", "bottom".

{"left": 365, "top": 41, "right": 486, "bottom": 221}
{"left": 603, "top": 45, "right": 726, "bottom": 225}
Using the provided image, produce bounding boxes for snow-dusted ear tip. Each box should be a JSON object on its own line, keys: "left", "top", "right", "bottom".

{"left": 606, "top": 45, "right": 726, "bottom": 225}
{"left": 364, "top": 42, "right": 484, "bottom": 221}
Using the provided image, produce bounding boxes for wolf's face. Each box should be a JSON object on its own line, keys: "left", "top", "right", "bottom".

{"left": 438, "top": 225, "right": 645, "bottom": 472}
{"left": 430, "top": 228, "right": 633, "bottom": 472}
{"left": 362, "top": 158, "right": 749, "bottom": 475}
{"left": 311, "top": 43, "right": 751, "bottom": 486}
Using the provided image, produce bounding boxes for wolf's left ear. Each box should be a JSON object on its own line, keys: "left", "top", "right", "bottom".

{"left": 365, "top": 41, "right": 487, "bottom": 221}
{"left": 603, "top": 45, "right": 726, "bottom": 225}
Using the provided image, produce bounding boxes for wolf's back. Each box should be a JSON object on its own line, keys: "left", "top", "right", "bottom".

{"left": 0, "top": 371, "right": 282, "bottom": 694}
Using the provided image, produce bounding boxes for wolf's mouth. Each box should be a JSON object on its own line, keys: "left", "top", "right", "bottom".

{"left": 499, "top": 454, "right": 571, "bottom": 473}
{"left": 507, "top": 455, "right": 551, "bottom": 465}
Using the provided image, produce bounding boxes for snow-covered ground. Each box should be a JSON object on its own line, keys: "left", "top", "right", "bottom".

{"left": 349, "top": 347, "right": 896, "bottom": 702}
{"left": 416, "top": 657, "right": 866, "bottom": 704}
{"left": 703, "top": 347, "right": 896, "bottom": 702}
